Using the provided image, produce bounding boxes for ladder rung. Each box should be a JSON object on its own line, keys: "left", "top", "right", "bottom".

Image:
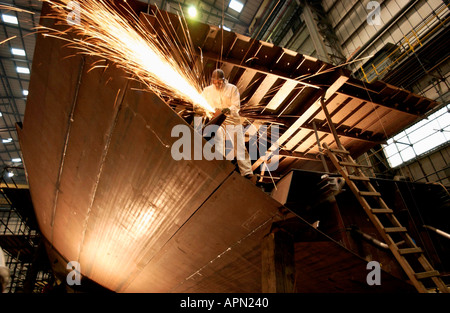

{"left": 359, "top": 191, "right": 381, "bottom": 197}
{"left": 330, "top": 148, "right": 350, "bottom": 154}
{"left": 385, "top": 227, "right": 407, "bottom": 233}
{"left": 371, "top": 208, "right": 393, "bottom": 214}
{"left": 348, "top": 175, "right": 370, "bottom": 181}
{"left": 398, "top": 247, "right": 423, "bottom": 255}
{"left": 415, "top": 270, "right": 440, "bottom": 280}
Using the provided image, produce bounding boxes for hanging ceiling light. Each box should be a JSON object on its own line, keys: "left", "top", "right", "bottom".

{"left": 188, "top": 6, "right": 197, "bottom": 18}
{"left": 16, "top": 66, "right": 30, "bottom": 74}
{"left": 1, "top": 14, "right": 18, "bottom": 24}
{"left": 11, "top": 48, "right": 26, "bottom": 56}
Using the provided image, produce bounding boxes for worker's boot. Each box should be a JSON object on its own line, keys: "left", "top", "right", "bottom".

{"left": 245, "top": 174, "right": 257, "bottom": 184}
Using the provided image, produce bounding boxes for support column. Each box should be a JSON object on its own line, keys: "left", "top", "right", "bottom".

{"left": 301, "top": 3, "right": 330, "bottom": 63}
{"left": 261, "top": 228, "right": 295, "bottom": 293}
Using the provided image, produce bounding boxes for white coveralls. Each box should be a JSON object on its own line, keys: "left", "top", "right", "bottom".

{"left": 0, "top": 246, "right": 10, "bottom": 293}
{"left": 201, "top": 81, "right": 253, "bottom": 176}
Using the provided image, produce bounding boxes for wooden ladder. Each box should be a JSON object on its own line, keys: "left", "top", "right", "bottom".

{"left": 323, "top": 143, "right": 449, "bottom": 293}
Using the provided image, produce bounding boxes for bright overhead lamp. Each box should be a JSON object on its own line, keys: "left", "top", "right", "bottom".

{"left": 12, "top": 158, "right": 22, "bottom": 163}
{"left": 16, "top": 66, "right": 30, "bottom": 74}
{"left": 229, "top": 0, "right": 244, "bottom": 13}
{"left": 188, "top": 6, "right": 197, "bottom": 18}
{"left": 11, "top": 48, "right": 26, "bottom": 56}
{"left": 2, "top": 138, "right": 13, "bottom": 144}
{"left": 7, "top": 172, "right": 14, "bottom": 178}
{"left": 1, "top": 14, "right": 18, "bottom": 25}
{"left": 23, "top": 90, "right": 29, "bottom": 96}
{"left": 221, "top": 25, "right": 231, "bottom": 32}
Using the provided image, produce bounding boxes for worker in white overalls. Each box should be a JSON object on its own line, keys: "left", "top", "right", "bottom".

{"left": 0, "top": 246, "right": 11, "bottom": 293}
{"left": 199, "top": 69, "right": 256, "bottom": 183}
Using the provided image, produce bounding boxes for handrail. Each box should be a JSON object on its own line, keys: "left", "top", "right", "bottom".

{"left": 358, "top": 3, "right": 450, "bottom": 83}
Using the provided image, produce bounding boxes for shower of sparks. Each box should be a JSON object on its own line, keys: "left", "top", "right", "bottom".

{"left": 0, "top": 36, "right": 16, "bottom": 45}
{"left": 0, "top": 4, "right": 35, "bottom": 14}
{"left": 41, "top": 0, "right": 214, "bottom": 114}
{"left": 0, "top": 4, "right": 34, "bottom": 46}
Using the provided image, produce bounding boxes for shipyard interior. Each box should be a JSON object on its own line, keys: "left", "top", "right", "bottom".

{"left": 0, "top": 0, "right": 449, "bottom": 296}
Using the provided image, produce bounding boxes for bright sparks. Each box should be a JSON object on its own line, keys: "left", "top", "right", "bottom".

{"left": 42, "top": 0, "right": 214, "bottom": 113}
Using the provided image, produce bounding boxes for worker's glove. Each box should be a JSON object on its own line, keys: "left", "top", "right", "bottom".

{"left": 213, "top": 108, "right": 221, "bottom": 118}
{"left": 221, "top": 108, "right": 231, "bottom": 115}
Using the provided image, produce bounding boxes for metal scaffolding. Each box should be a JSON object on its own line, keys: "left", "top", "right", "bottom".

{"left": 0, "top": 167, "right": 52, "bottom": 293}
